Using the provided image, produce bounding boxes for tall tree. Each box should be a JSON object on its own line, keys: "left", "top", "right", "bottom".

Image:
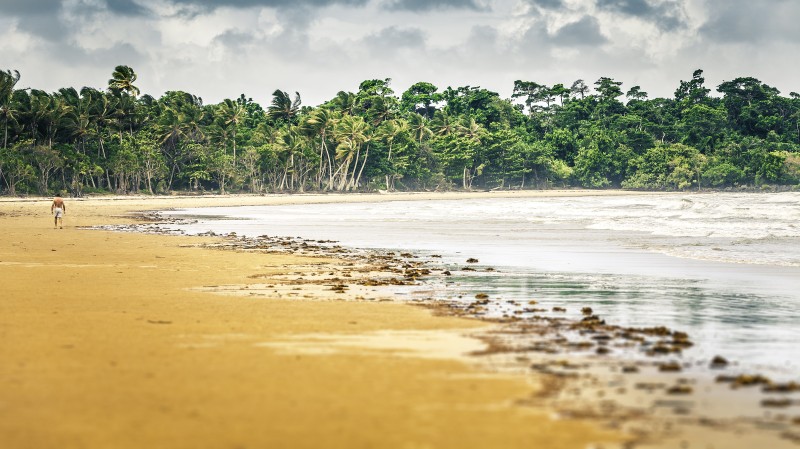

{"left": 570, "top": 79, "right": 589, "bottom": 99}
{"left": 0, "top": 69, "right": 21, "bottom": 150}
{"left": 108, "top": 65, "right": 140, "bottom": 97}
{"left": 400, "top": 82, "right": 441, "bottom": 119}
{"left": 217, "top": 98, "right": 246, "bottom": 165}
{"left": 268, "top": 90, "right": 301, "bottom": 124}
{"left": 332, "top": 114, "right": 369, "bottom": 190}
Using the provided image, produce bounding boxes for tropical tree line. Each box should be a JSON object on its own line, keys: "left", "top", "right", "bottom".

{"left": 1, "top": 66, "right": 799, "bottom": 196}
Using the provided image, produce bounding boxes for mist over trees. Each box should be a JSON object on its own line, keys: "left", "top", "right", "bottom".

{"left": 1, "top": 66, "right": 798, "bottom": 196}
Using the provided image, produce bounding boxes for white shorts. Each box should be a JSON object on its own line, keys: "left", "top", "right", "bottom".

{"left": 54, "top": 207, "right": 63, "bottom": 218}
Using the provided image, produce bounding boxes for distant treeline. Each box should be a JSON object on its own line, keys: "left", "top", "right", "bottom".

{"left": 1, "top": 67, "right": 799, "bottom": 196}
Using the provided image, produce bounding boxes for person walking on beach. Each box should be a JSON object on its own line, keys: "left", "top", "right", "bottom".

{"left": 51, "top": 196, "right": 66, "bottom": 229}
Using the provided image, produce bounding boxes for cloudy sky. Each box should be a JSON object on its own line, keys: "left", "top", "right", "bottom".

{"left": 1, "top": 0, "right": 797, "bottom": 106}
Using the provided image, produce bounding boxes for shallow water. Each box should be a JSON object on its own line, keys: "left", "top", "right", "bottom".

{"left": 162, "top": 192, "right": 800, "bottom": 378}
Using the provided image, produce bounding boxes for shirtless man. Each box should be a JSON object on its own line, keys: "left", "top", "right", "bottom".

{"left": 51, "top": 196, "right": 66, "bottom": 229}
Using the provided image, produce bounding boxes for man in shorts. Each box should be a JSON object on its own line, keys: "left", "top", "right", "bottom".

{"left": 51, "top": 196, "right": 66, "bottom": 229}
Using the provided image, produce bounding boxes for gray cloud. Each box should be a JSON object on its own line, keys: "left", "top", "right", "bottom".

{"left": 0, "top": 0, "right": 149, "bottom": 41}
{"left": 0, "top": 0, "right": 63, "bottom": 41}
{"left": 167, "top": 0, "right": 369, "bottom": 10}
{"left": 595, "top": 0, "right": 686, "bottom": 31}
{"left": 525, "top": 0, "right": 564, "bottom": 10}
{"left": 213, "top": 29, "right": 256, "bottom": 50}
{"left": 0, "top": 0, "right": 60, "bottom": 16}
{"left": 50, "top": 41, "right": 145, "bottom": 69}
{"left": 4, "top": 0, "right": 800, "bottom": 110}
{"left": 597, "top": 0, "right": 655, "bottom": 16}
{"left": 383, "top": 0, "right": 489, "bottom": 12}
{"left": 365, "top": 26, "right": 426, "bottom": 51}
{"left": 551, "top": 16, "right": 607, "bottom": 46}
{"left": 105, "top": 0, "right": 151, "bottom": 16}
{"left": 699, "top": 0, "right": 800, "bottom": 43}
{"left": 465, "top": 25, "right": 499, "bottom": 50}
{"left": 0, "top": 0, "right": 148, "bottom": 17}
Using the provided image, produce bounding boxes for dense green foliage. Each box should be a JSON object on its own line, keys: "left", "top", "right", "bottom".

{"left": 1, "top": 67, "right": 798, "bottom": 196}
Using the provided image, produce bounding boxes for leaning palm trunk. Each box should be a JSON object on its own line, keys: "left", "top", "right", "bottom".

{"left": 347, "top": 147, "right": 362, "bottom": 190}
{"left": 335, "top": 156, "right": 352, "bottom": 191}
{"left": 354, "top": 144, "right": 370, "bottom": 191}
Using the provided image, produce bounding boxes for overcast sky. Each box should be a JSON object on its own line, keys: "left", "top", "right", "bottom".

{"left": 1, "top": 0, "right": 797, "bottom": 107}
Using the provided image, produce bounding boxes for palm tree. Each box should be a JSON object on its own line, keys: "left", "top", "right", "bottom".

{"left": 155, "top": 92, "right": 207, "bottom": 189}
{"left": 268, "top": 89, "right": 301, "bottom": 123}
{"left": 113, "top": 93, "right": 137, "bottom": 137}
{"left": 332, "top": 114, "right": 369, "bottom": 190}
{"left": 365, "top": 96, "right": 394, "bottom": 126}
{"left": 25, "top": 89, "right": 53, "bottom": 146}
{"left": 275, "top": 127, "right": 308, "bottom": 191}
{"left": 217, "top": 98, "right": 246, "bottom": 165}
{"left": 431, "top": 110, "right": 463, "bottom": 137}
{"left": 407, "top": 112, "right": 433, "bottom": 145}
{"left": 460, "top": 117, "right": 485, "bottom": 141}
{"left": 299, "top": 108, "right": 338, "bottom": 189}
{"left": 89, "top": 92, "right": 118, "bottom": 159}
{"left": 330, "top": 91, "right": 356, "bottom": 116}
{"left": 376, "top": 118, "right": 408, "bottom": 190}
{"left": 108, "top": 65, "right": 140, "bottom": 97}
{"left": 0, "top": 69, "right": 21, "bottom": 150}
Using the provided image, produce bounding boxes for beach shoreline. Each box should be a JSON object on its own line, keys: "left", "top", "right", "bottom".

{"left": 2, "top": 191, "right": 798, "bottom": 449}
{"left": 0, "top": 191, "right": 631, "bottom": 449}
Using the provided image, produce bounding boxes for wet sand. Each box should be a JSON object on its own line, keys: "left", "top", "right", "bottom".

{"left": 0, "top": 191, "right": 627, "bottom": 449}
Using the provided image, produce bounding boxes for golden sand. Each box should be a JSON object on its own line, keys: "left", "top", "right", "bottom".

{"left": 0, "top": 192, "right": 626, "bottom": 449}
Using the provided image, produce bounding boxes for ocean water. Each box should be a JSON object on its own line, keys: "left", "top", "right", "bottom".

{"left": 162, "top": 192, "right": 800, "bottom": 377}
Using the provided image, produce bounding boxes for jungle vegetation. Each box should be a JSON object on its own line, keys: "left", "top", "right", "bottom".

{"left": 1, "top": 67, "right": 798, "bottom": 196}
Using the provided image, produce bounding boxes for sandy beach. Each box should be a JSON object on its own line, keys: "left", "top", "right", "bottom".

{"left": 0, "top": 191, "right": 631, "bottom": 449}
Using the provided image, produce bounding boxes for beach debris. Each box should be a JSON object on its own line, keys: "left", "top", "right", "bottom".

{"left": 761, "top": 398, "right": 792, "bottom": 408}
{"left": 622, "top": 366, "right": 639, "bottom": 374}
{"left": 666, "top": 385, "right": 693, "bottom": 395}
{"left": 710, "top": 355, "right": 730, "bottom": 368}
{"left": 716, "top": 374, "right": 772, "bottom": 388}
{"left": 466, "top": 258, "right": 479, "bottom": 263}
{"left": 475, "top": 293, "right": 489, "bottom": 300}
{"left": 329, "top": 284, "right": 348, "bottom": 293}
{"left": 658, "top": 362, "right": 683, "bottom": 372}
{"left": 578, "top": 315, "right": 605, "bottom": 327}
{"left": 581, "top": 307, "right": 593, "bottom": 316}
{"left": 552, "top": 307, "right": 566, "bottom": 312}
{"left": 763, "top": 382, "right": 800, "bottom": 393}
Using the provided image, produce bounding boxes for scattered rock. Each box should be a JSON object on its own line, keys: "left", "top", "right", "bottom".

{"left": 762, "top": 398, "right": 792, "bottom": 408}
{"left": 763, "top": 382, "right": 800, "bottom": 393}
{"left": 710, "top": 355, "right": 729, "bottom": 368}
{"left": 667, "top": 385, "right": 693, "bottom": 395}
{"left": 659, "top": 362, "right": 682, "bottom": 372}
